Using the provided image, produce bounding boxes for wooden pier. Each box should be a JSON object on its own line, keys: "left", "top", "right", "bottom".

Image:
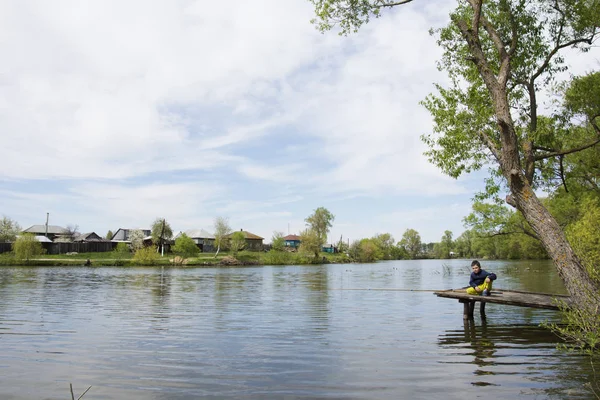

{"left": 433, "top": 288, "right": 572, "bottom": 319}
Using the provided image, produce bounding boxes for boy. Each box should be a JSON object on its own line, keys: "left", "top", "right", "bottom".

{"left": 467, "top": 260, "right": 496, "bottom": 296}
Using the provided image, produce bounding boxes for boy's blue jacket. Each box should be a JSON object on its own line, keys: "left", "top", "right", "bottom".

{"left": 469, "top": 269, "right": 497, "bottom": 288}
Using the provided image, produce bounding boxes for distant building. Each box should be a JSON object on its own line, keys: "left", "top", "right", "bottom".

{"left": 74, "top": 232, "right": 106, "bottom": 242}
{"left": 174, "top": 229, "right": 215, "bottom": 252}
{"left": 226, "top": 230, "right": 264, "bottom": 251}
{"left": 283, "top": 234, "right": 301, "bottom": 248}
{"left": 322, "top": 244, "right": 337, "bottom": 253}
{"left": 22, "top": 225, "right": 68, "bottom": 241}
{"left": 111, "top": 228, "right": 151, "bottom": 242}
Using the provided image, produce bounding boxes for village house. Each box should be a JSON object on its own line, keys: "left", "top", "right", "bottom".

{"left": 174, "top": 229, "right": 215, "bottom": 252}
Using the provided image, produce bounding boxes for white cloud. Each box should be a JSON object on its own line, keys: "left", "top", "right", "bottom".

{"left": 2, "top": 0, "right": 596, "bottom": 242}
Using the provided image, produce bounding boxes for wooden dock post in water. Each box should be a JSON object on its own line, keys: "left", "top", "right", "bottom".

{"left": 435, "top": 288, "right": 570, "bottom": 319}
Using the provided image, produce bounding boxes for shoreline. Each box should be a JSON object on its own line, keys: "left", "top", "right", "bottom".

{"left": 0, "top": 253, "right": 355, "bottom": 267}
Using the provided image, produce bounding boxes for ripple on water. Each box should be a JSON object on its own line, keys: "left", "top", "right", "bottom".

{"left": 0, "top": 262, "right": 596, "bottom": 399}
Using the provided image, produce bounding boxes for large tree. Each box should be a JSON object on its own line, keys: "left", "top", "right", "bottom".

{"left": 213, "top": 216, "right": 231, "bottom": 258}
{"left": 151, "top": 218, "right": 173, "bottom": 256}
{"left": 309, "top": 0, "right": 600, "bottom": 305}
{"left": 172, "top": 233, "right": 200, "bottom": 258}
{"left": 372, "top": 233, "right": 395, "bottom": 259}
{"left": 399, "top": 228, "right": 422, "bottom": 259}
{"left": 128, "top": 229, "right": 145, "bottom": 251}
{"left": 0, "top": 216, "right": 21, "bottom": 242}
{"left": 305, "top": 207, "right": 335, "bottom": 248}
{"left": 299, "top": 228, "right": 323, "bottom": 259}
{"left": 230, "top": 231, "right": 246, "bottom": 256}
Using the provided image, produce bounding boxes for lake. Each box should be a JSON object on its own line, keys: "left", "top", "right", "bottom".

{"left": 0, "top": 259, "right": 596, "bottom": 399}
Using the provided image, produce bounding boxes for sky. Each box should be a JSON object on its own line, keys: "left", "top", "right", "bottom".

{"left": 1, "top": 1, "right": 598, "bottom": 244}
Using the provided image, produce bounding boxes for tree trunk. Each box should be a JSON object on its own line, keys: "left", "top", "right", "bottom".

{"left": 507, "top": 172, "right": 599, "bottom": 305}
{"left": 455, "top": 10, "right": 600, "bottom": 308}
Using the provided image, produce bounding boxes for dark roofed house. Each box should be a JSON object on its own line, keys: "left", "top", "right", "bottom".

{"left": 111, "top": 228, "right": 151, "bottom": 242}
{"left": 22, "top": 225, "right": 68, "bottom": 241}
{"left": 74, "top": 232, "right": 106, "bottom": 242}
{"left": 283, "top": 234, "right": 301, "bottom": 249}
{"left": 226, "top": 229, "right": 264, "bottom": 251}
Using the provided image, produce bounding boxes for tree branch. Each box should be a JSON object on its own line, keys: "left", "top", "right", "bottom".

{"left": 533, "top": 137, "right": 600, "bottom": 161}
{"left": 559, "top": 155, "right": 569, "bottom": 193}
{"left": 478, "top": 130, "right": 501, "bottom": 161}
{"left": 477, "top": 9, "right": 511, "bottom": 86}
{"left": 478, "top": 229, "right": 539, "bottom": 241}
{"left": 374, "top": 0, "right": 414, "bottom": 7}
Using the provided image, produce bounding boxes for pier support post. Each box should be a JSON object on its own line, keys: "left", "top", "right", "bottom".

{"left": 460, "top": 299, "right": 476, "bottom": 319}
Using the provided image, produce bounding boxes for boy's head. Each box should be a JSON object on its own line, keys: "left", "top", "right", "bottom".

{"left": 471, "top": 260, "right": 481, "bottom": 272}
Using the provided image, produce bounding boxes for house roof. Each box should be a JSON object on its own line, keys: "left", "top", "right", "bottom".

{"left": 283, "top": 234, "right": 301, "bottom": 241}
{"left": 175, "top": 229, "right": 215, "bottom": 240}
{"left": 74, "top": 232, "right": 106, "bottom": 242}
{"left": 227, "top": 230, "right": 264, "bottom": 240}
{"left": 15, "top": 234, "right": 53, "bottom": 243}
{"left": 23, "top": 225, "right": 68, "bottom": 235}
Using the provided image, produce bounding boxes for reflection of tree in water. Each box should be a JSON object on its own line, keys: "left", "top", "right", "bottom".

{"left": 148, "top": 268, "right": 172, "bottom": 329}
{"left": 150, "top": 267, "right": 172, "bottom": 305}
{"left": 438, "top": 320, "right": 599, "bottom": 397}
{"left": 498, "top": 260, "right": 568, "bottom": 294}
{"left": 213, "top": 270, "right": 254, "bottom": 309}
{"left": 462, "top": 319, "right": 497, "bottom": 377}
{"left": 301, "top": 267, "right": 330, "bottom": 333}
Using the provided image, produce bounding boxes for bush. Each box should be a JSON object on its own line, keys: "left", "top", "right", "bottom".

{"left": 172, "top": 233, "right": 200, "bottom": 258}
{"left": 132, "top": 246, "right": 160, "bottom": 265}
{"left": 12, "top": 234, "right": 45, "bottom": 262}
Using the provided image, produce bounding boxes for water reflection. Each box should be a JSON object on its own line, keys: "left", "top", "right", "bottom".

{"left": 0, "top": 261, "right": 597, "bottom": 399}
{"left": 438, "top": 319, "right": 595, "bottom": 398}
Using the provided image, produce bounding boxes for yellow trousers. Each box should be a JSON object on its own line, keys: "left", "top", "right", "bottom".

{"left": 466, "top": 280, "right": 493, "bottom": 295}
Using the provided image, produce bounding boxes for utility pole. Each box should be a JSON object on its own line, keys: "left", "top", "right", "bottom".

{"left": 160, "top": 219, "right": 166, "bottom": 257}
{"left": 45, "top": 212, "right": 49, "bottom": 238}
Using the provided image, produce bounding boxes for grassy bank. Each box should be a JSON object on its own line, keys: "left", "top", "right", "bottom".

{"left": 0, "top": 250, "right": 353, "bottom": 267}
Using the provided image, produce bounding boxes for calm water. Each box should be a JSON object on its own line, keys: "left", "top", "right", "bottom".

{"left": 0, "top": 259, "right": 596, "bottom": 399}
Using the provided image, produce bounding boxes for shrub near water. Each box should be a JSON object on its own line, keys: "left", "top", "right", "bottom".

{"left": 12, "top": 234, "right": 45, "bottom": 262}
{"left": 132, "top": 246, "right": 160, "bottom": 265}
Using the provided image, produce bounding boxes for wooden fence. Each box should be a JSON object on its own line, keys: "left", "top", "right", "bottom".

{"left": 0, "top": 242, "right": 12, "bottom": 253}
{"left": 0, "top": 241, "right": 116, "bottom": 255}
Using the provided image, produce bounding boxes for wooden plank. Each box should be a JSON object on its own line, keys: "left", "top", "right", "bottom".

{"left": 434, "top": 288, "right": 571, "bottom": 310}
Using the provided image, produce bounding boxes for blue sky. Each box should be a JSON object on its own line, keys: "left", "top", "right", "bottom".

{"left": 1, "top": 1, "right": 598, "bottom": 244}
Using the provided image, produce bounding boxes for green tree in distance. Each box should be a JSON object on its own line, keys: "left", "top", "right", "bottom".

{"left": 0, "top": 216, "right": 21, "bottom": 242}
{"left": 399, "top": 228, "right": 422, "bottom": 259}
{"left": 213, "top": 217, "right": 231, "bottom": 258}
{"left": 151, "top": 218, "right": 173, "bottom": 255}
{"left": 106, "top": 230, "right": 114, "bottom": 241}
{"left": 12, "top": 234, "right": 44, "bottom": 262}
{"left": 454, "top": 230, "right": 473, "bottom": 259}
{"left": 172, "top": 233, "right": 200, "bottom": 259}
{"left": 308, "top": 0, "right": 600, "bottom": 306}
{"left": 299, "top": 228, "right": 322, "bottom": 259}
{"left": 113, "top": 242, "right": 130, "bottom": 265}
{"left": 305, "top": 207, "right": 335, "bottom": 250}
{"left": 271, "top": 231, "right": 285, "bottom": 251}
{"left": 230, "top": 231, "right": 246, "bottom": 256}
{"left": 440, "top": 230, "right": 453, "bottom": 259}
{"left": 372, "top": 233, "right": 395, "bottom": 260}
{"left": 129, "top": 229, "right": 145, "bottom": 252}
